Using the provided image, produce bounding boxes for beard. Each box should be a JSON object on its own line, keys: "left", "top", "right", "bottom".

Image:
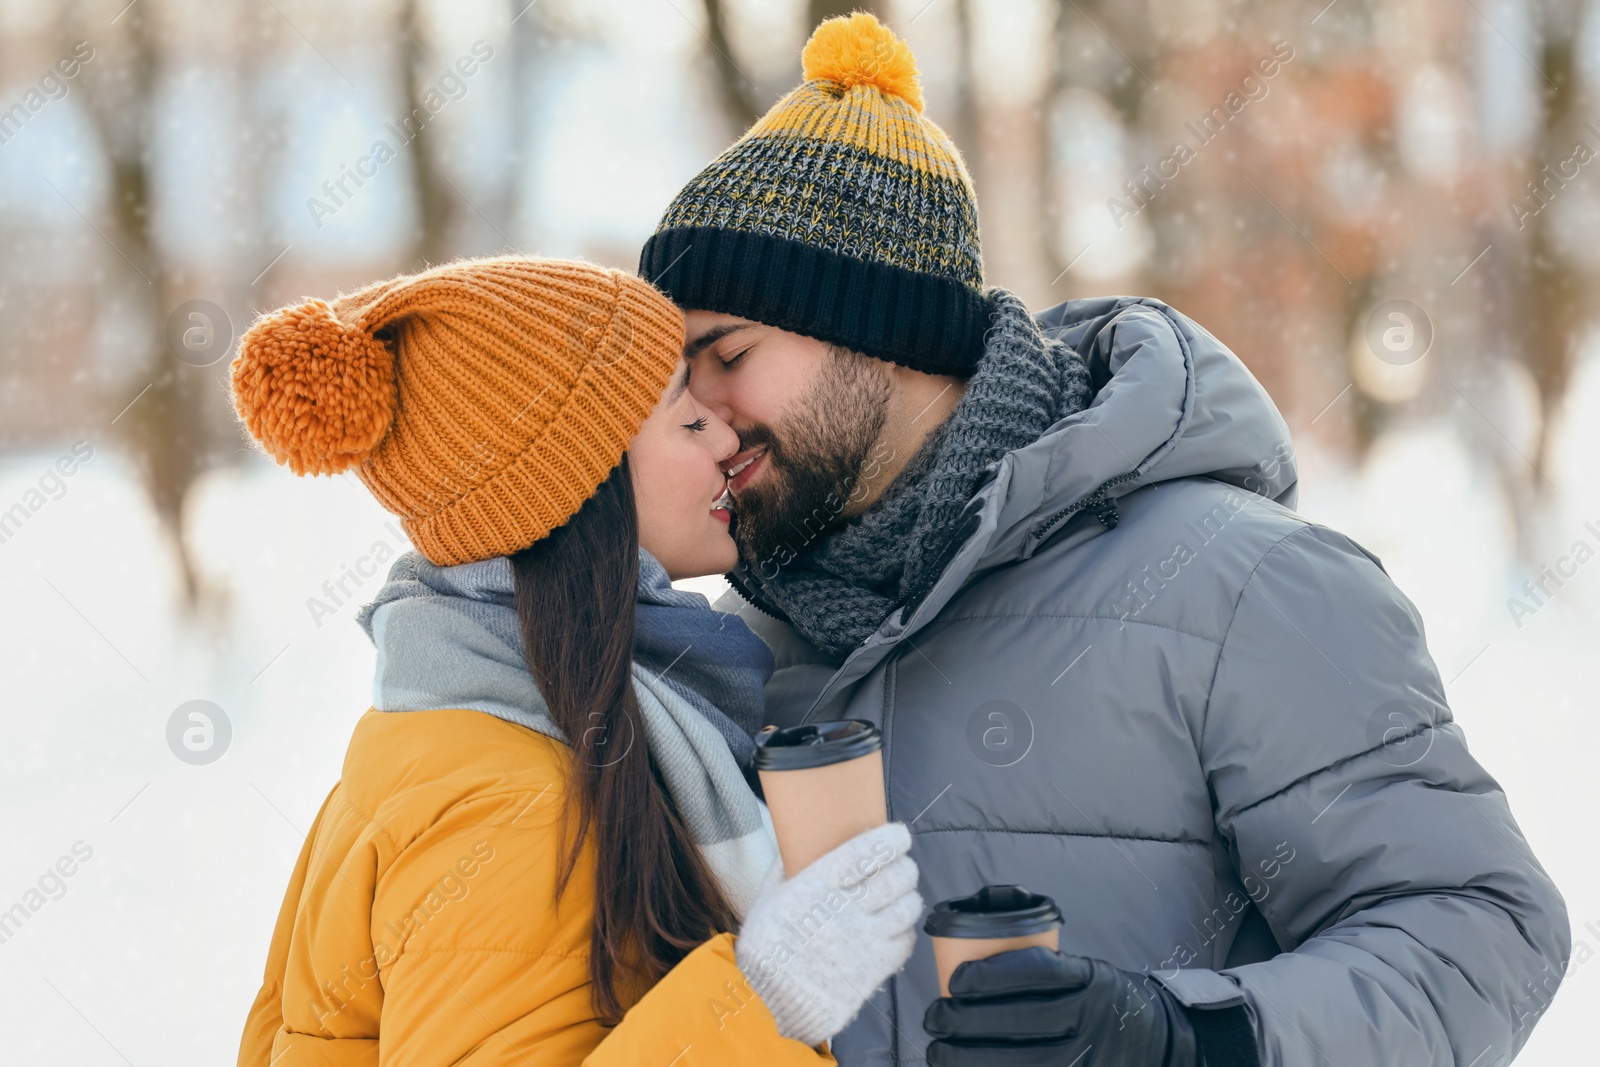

{"left": 731, "top": 348, "right": 892, "bottom": 571}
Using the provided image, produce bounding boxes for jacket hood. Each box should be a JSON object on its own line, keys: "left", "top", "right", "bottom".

{"left": 983, "top": 296, "right": 1296, "bottom": 566}
{"left": 797, "top": 295, "right": 1298, "bottom": 716}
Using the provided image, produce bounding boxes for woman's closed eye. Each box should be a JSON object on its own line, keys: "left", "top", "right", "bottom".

{"left": 682, "top": 416, "right": 709, "bottom": 433}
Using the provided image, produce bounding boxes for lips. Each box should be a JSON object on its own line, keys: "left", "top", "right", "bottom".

{"left": 711, "top": 486, "right": 734, "bottom": 525}
{"left": 721, "top": 447, "right": 767, "bottom": 493}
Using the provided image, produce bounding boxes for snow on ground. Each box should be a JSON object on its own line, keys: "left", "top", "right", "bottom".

{"left": 0, "top": 396, "right": 1595, "bottom": 1061}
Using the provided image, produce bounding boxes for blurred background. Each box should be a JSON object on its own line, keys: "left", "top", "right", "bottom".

{"left": 0, "top": 0, "right": 1595, "bottom": 1061}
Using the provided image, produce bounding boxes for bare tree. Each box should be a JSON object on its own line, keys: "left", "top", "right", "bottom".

{"left": 700, "top": 0, "right": 762, "bottom": 129}
{"left": 1520, "top": 30, "right": 1584, "bottom": 482}
{"left": 699, "top": 0, "right": 882, "bottom": 133}
{"left": 402, "top": 0, "right": 452, "bottom": 267}
{"left": 73, "top": 0, "right": 209, "bottom": 605}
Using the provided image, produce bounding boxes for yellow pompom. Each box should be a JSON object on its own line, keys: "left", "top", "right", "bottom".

{"left": 801, "top": 11, "right": 924, "bottom": 113}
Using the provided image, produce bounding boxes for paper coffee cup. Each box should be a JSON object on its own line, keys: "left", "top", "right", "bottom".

{"left": 753, "top": 720, "right": 888, "bottom": 877}
{"left": 924, "top": 885, "right": 1064, "bottom": 996}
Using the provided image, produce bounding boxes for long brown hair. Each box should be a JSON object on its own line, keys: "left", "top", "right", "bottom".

{"left": 510, "top": 454, "right": 738, "bottom": 1023}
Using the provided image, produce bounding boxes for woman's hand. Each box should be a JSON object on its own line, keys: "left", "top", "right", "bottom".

{"left": 735, "top": 822, "right": 922, "bottom": 1047}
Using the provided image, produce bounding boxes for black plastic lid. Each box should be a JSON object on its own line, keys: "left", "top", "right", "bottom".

{"left": 923, "top": 885, "right": 1063, "bottom": 939}
{"left": 752, "top": 720, "right": 883, "bottom": 771}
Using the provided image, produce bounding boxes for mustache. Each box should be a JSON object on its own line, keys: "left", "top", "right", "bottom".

{"left": 734, "top": 423, "right": 785, "bottom": 466}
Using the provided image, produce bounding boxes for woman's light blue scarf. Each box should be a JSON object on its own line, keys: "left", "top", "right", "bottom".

{"left": 354, "top": 546, "right": 779, "bottom": 916}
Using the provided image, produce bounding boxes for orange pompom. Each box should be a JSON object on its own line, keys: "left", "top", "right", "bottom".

{"left": 230, "top": 299, "right": 397, "bottom": 476}
{"left": 801, "top": 11, "right": 923, "bottom": 113}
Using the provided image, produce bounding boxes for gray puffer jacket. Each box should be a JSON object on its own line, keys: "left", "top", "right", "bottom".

{"left": 717, "top": 297, "right": 1569, "bottom": 1066}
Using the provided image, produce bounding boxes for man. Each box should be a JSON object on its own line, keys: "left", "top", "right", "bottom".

{"left": 640, "top": 13, "right": 1569, "bottom": 1067}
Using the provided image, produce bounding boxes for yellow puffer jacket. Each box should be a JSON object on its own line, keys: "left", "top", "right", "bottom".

{"left": 238, "top": 708, "right": 834, "bottom": 1066}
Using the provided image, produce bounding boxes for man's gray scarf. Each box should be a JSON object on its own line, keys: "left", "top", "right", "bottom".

{"left": 355, "top": 547, "right": 779, "bottom": 917}
{"left": 729, "top": 290, "right": 1094, "bottom": 661}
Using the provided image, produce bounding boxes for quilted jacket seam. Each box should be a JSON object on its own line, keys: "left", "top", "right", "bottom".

{"left": 912, "top": 826, "right": 1211, "bottom": 846}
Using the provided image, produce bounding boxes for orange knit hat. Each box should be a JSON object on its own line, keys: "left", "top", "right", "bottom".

{"left": 229, "top": 255, "right": 683, "bottom": 566}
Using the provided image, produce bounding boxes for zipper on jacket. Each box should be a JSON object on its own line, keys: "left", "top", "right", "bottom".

{"left": 725, "top": 566, "right": 790, "bottom": 622}
{"left": 1029, "top": 470, "right": 1142, "bottom": 547}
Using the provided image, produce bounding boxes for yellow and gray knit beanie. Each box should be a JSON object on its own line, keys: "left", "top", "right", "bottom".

{"left": 639, "top": 12, "right": 988, "bottom": 377}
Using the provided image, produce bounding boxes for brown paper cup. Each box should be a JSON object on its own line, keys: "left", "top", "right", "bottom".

{"left": 931, "top": 928, "right": 1061, "bottom": 997}
{"left": 754, "top": 721, "right": 887, "bottom": 878}
{"left": 924, "top": 885, "right": 1064, "bottom": 996}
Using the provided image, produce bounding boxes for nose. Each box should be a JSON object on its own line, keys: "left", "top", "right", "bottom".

{"left": 686, "top": 374, "right": 735, "bottom": 426}
{"left": 707, "top": 411, "right": 740, "bottom": 463}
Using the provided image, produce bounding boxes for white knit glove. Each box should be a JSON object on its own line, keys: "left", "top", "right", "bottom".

{"left": 735, "top": 822, "right": 922, "bottom": 1048}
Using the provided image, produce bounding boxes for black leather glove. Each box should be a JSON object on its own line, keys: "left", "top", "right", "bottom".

{"left": 923, "top": 947, "right": 1256, "bottom": 1067}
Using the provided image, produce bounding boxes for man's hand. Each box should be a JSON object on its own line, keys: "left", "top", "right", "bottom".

{"left": 922, "top": 948, "right": 1200, "bottom": 1067}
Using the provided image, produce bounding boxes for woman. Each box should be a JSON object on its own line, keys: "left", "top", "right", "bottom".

{"left": 230, "top": 256, "right": 921, "bottom": 1064}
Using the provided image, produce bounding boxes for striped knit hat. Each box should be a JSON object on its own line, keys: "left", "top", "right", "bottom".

{"left": 229, "top": 256, "right": 683, "bottom": 566}
{"left": 640, "top": 12, "right": 988, "bottom": 377}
